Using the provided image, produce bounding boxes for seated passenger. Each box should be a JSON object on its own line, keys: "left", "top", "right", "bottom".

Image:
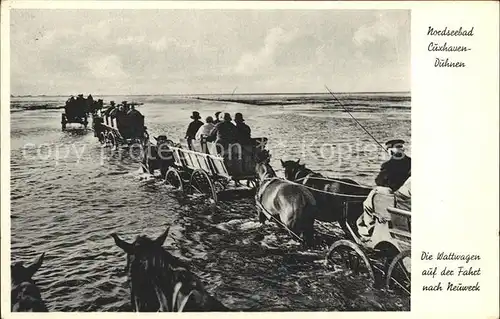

{"left": 145, "top": 135, "right": 174, "bottom": 177}
{"left": 394, "top": 175, "right": 411, "bottom": 210}
{"left": 207, "top": 113, "right": 237, "bottom": 150}
{"left": 356, "top": 139, "right": 411, "bottom": 240}
{"left": 127, "top": 106, "right": 144, "bottom": 138}
{"left": 375, "top": 139, "right": 411, "bottom": 191}
{"left": 195, "top": 116, "right": 215, "bottom": 140}
{"left": 213, "top": 111, "right": 222, "bottom": 125}
{"left": 356, "top": 177, "right": 411, "bottom": 240}
{"left": 234, "top": 112, "right": 251, "bottom": 143}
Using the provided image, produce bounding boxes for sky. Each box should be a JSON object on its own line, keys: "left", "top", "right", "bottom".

{"left": 10, "top": 9, "right": 410, "bottom": 95}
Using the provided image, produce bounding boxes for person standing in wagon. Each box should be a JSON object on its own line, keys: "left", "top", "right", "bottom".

{"left": 185, "top": 111, "right": 204, "bottom": 148}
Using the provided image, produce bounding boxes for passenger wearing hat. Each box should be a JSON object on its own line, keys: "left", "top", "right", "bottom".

{"left": 76, "top": 94, "right": 85, "bottom": 109}
{"left": 185, "top": 111, "right": 204, "bottom": 146}
{"left": 142, "top": 135, "right": 174, "bottom": 177}
{"left": 213, "top": 111, "right": 222, "bottom": 125}
{"left": 207, "top": 112, "right": 237, "bottom": 148}
{"left": 234, "top": 112, "right": 251, "bottom": 143}
{"left": 356, "top": 139, "right": 411, "bottom": 241}
{"left": 195, "top": 116, "right": 215, "bottom": 140}
{"left": 121, "top": 101, "right": 130, "bottom": 113}
{"left": 375, "top": 139, "right": 411, "bottom": 192}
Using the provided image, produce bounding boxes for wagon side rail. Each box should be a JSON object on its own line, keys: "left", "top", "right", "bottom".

{"left": 98, "top": 121, "right": 124, "bottom": 140}
{"left": 340, "top": 198, "right": 367, "bottom": 245}
{"left": 169, "top": 146, "right": 231, "bottom": 178}
{"left": 386, "top": 206, "right": 411, "bottom": 244}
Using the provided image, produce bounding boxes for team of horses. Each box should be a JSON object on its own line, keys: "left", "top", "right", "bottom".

{"left": 12, "top": 150, "right": 372, "bottom": 312}
{"left": 255, "top": 150, "right": 371, "bottom": 246}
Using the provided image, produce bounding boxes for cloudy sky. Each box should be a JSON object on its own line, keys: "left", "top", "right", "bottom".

{"left": 10, "top": 9, "right": 410, "bottom": 95}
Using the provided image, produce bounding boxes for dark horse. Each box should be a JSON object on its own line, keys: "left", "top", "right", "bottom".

{"left": 255, "top": 151, "right": 317, "bottom": 247}
{"left": 11, "top": 253, "right": 48, "bottom": 312}
{"left": 111, "top": 227, "right": 230, "bottom": 312}
{"left": 280, "top": 159, "right": 371, "bottom": 233}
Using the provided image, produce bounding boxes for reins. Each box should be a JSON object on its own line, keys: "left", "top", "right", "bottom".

{"left": 286, "top": 177, "right": 369, "bottom": 198}
{"left": 295, "top": 175, "right": 373, "bottom": 190}
{"left": 287, "top": 165, "right": 373, "bottom": 191}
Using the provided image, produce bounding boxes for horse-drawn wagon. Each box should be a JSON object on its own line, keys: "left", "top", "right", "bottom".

{"left": 324, "top": 194, "right": 411, "bottom": 295}
{"left": 62, "top": 98, "right": 89, "bottom": 130}
{"left": 143, "top": 136, "right": 268, "bottom": 203}
{"left": 276, "top": 160, "right": 411, "bottom": 295}
{"left": 93, "top": 106, "right": 149, "bottom": 149}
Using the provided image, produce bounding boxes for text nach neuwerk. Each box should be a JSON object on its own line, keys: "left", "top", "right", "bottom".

{"left": 421, "top": 251, "right": 481, "bottom": 292}
{"left": 427, "top": 26, "right": 474, "bottom": 68}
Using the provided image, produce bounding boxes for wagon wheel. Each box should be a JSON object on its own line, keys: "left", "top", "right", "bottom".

{"left": 107, "top": 132, "right": 118, "bottom": 150}
{"left": 189, "top": 169, "right": 217, "bottom": 202}
{"left": 246, "top": 178, "right": 259, "bottom": 189}
{"left": 61, "top": 114, "right": 67, "bottom": 130}
{"left": 325, "top": 239, "right": 375, "bottom": 283}
{"left": 141, "top": 159, "right": 154, "bottom": 174}
{"left": 386, "top": 250, "right": 411, "bottom": 296}
{"left": 165, "top": 167, "right": 184, "bottom": 192}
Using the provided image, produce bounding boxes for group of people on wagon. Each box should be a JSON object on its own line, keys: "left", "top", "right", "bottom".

{"left": 65, "top": 94, "right": 103, "bottom": 117}
{"left": 185, "top": 111, "right": 252, "bottom": 149}
{"left": 103, "top": 101, "right": 145, "bottom": 139}
{"left": 357, "top": 139, "right": 411, "bottom": 241}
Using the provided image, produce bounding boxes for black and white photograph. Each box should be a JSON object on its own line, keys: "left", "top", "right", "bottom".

{"left": 7, "top": 7, "right": 411, "bottom": 312}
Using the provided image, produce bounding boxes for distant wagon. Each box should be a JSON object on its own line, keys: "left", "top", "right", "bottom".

{"left": 142, "top": 135, "right": 268, "bottom": 203}
{"left": 93, "top": 102, "right": 149, "bottom": 148}
{"left": 61, "top": 95, "right": 89, "bottom": 130}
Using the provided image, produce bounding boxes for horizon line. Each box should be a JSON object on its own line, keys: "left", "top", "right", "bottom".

{"left": 11, "top": 90, "right": 411, "bottom": 97}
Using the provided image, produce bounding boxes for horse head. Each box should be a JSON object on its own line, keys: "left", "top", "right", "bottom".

{"left": 11, "top": 253, "right": 48, "bottom": 312}
{"left": 111, "top": 227, "right": 227, "bottom": 312}
{"left": 254, "top": 149, "right": 275, "bottom": 180}
{"left": 280, "top": 159, "right": 304, "bottom": 181}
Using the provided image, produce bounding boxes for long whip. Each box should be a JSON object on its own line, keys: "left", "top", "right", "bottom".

{"left": 324, "top": 85, "right": 387, "bottom": 152}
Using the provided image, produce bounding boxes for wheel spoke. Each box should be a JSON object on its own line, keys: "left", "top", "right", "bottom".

{"left": 397, "top": 262, "right": 410, "bottom": 282}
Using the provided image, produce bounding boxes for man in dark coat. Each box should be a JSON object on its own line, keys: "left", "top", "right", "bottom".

{"left": 213, "top": 111, "right": 222, "bottom": 125}
{"left": 207, "top": 113, "right": 237, "bottom": 145}
{"left": 185, "top": 111, "right": 204, "bottom": 147}
{"left": 127, "top": 105, "right": 144, "bottom": 138}
{"left": 208, "top": 113, "right": 239, "bottom": 173}
{"left": 356, "top": 139, "right": 411, "bottom": 240}
{"left": 375, "top": 139, "right": 411, "bottom": 191}
{"left": 234, "top": 112, "right": 251, "bottom": 143}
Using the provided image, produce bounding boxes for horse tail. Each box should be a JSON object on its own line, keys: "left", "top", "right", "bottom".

{"left": 300, "top": 187, "right": 317, "bottom": 247}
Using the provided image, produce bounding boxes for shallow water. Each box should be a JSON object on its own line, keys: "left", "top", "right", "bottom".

{"left": 10, "top": 94, "right": 411, "bottom": 311}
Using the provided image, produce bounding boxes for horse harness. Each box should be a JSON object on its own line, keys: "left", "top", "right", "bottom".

{"left": 172, "top": 282, "right": 197, "bottom": 312}
{"left": 292, "top": 166, "right": 321, "bottom": 185}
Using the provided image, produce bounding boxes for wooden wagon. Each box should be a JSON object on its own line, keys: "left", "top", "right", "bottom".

{"left": 93, "top": 111, "right": 149, "bottom": 149}
{"left": 163, "top": 137, "right": 268, "bottom": 202}
{"left": 61, "top": 107, "right": 89, "bottom": 130}
{"left": 323, "top": 190, "right": 411, "bottom": 296}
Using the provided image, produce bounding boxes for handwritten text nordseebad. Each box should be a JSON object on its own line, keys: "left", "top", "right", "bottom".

{"left": 428, "top": 26, "right": 474, "bottom": 37}
{"left": 427, "top": 26, "right": 474, "bottom": 68}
